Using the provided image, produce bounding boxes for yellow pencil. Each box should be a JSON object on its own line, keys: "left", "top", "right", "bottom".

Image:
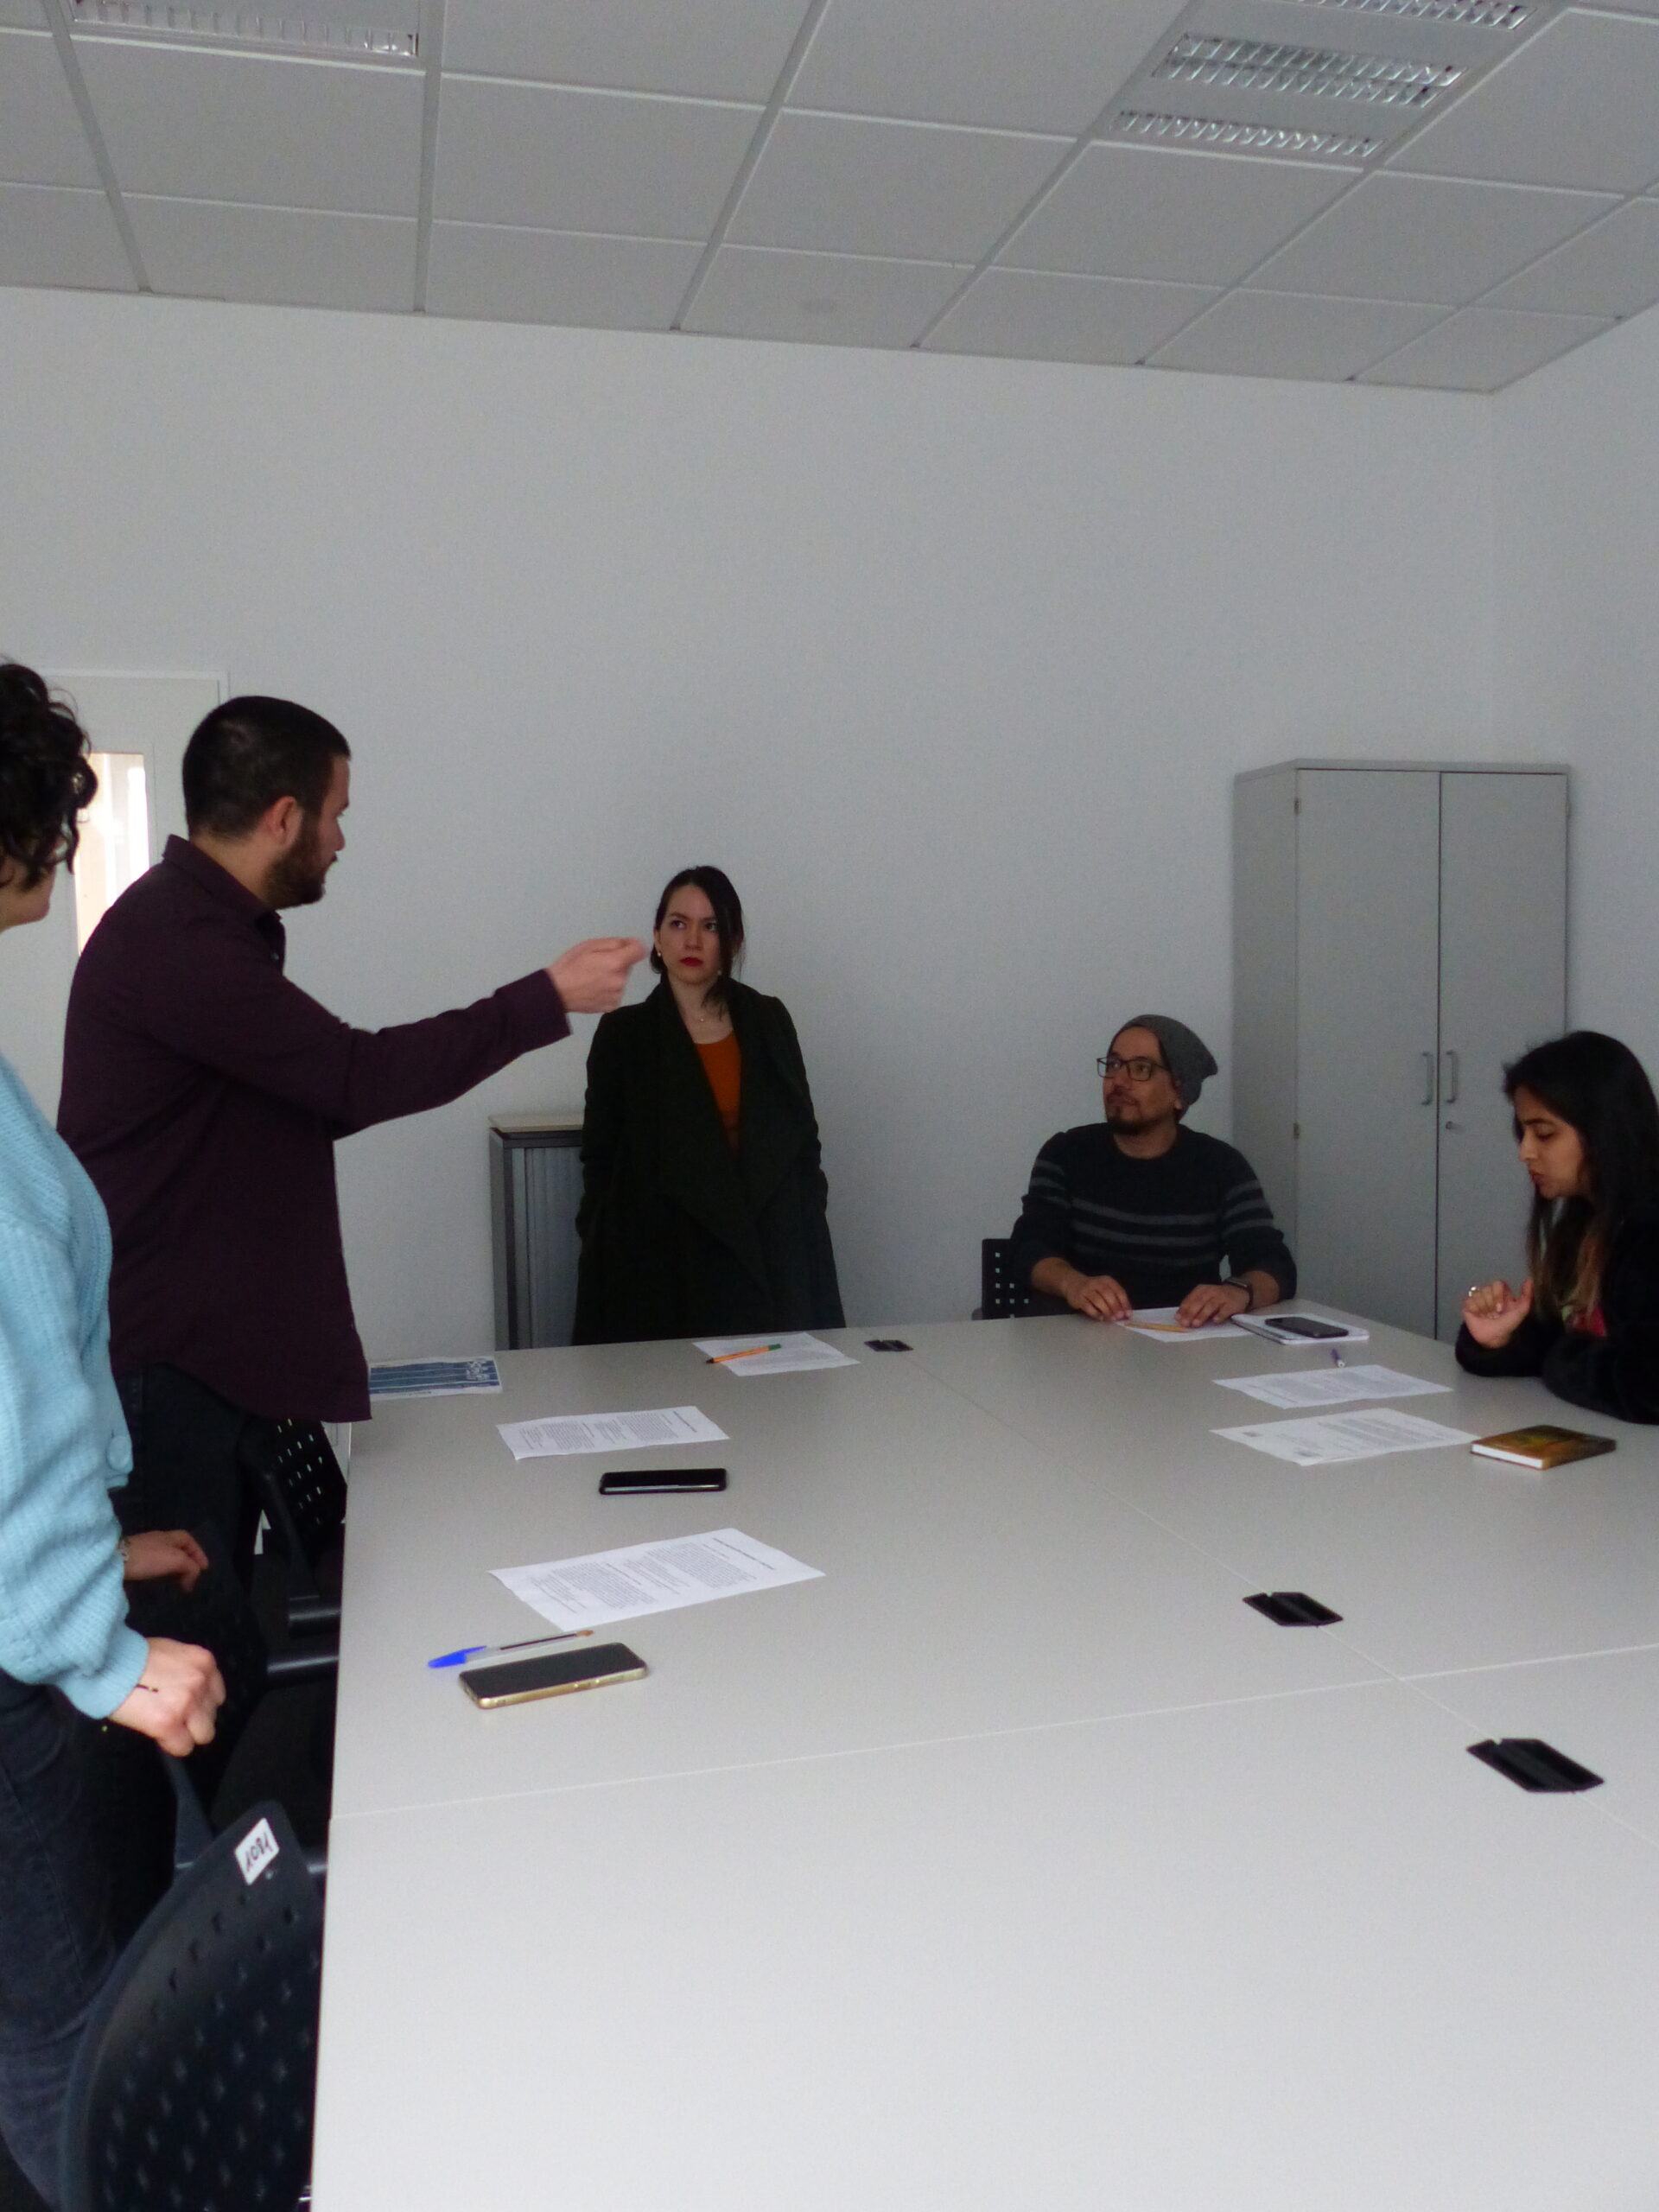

{"left": 705, "top": 1342, "right": 785, "bottom": 1363}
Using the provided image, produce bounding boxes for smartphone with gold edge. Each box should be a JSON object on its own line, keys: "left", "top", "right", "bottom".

{"left": 460, "top": 1642, "right": 646, "bottom": 1708}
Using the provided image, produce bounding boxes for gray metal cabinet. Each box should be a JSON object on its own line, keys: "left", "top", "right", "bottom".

{"left": 489, "top": 1113, "right": 583, "bottom": 1349}
{"left": 1233, "top": 762, "right": 1567, "bottom": 1340}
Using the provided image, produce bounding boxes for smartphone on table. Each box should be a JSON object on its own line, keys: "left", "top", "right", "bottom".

{"left": 461, "top": 1642, "right": 646, "bottom": 1708}
{"left": 598, "top": 1467, "right": 728, "bottom": 1495}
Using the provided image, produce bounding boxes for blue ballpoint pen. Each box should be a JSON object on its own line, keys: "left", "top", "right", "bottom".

{"left": 428, "top": 1628, "right": 593, "bottom": 1669}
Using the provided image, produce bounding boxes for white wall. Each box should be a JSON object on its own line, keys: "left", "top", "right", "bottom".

{"left": 0, "top": 285, "right": 1496, "bottom": 1349}
{"left": 1493, "top": 305, "right": 1659, "bottom": 1078}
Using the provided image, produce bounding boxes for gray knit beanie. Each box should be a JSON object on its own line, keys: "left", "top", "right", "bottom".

{"left": 1117, "top": 1015, "right": 1218, "bottom": 1112}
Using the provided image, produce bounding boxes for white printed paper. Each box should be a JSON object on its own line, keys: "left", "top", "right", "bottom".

{"left": 1214, "top": 1363, "right": 1451, "bottom": 1411}
{"left": 497, "top": 1405, "right": 728, "bottom": 1461}
{"left": 1214, "top": 1407, "right": 1477, "bottom": 1465}
{"left": 370, "top": 1356, "right": 503, "bottom": 1400}
{"left": 1124, "top": 1306, "right": 1247, "bottom": 1343}
{"left": 493, "top": 1529, "right": 823, "bottom": 1630}
{"left": 694, "top": 1331, "right": 858, "bottom": 1376}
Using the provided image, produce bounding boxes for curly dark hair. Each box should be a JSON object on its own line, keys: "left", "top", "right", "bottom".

{"left": 0, "top": 661, "right": 97, "bottom": 888}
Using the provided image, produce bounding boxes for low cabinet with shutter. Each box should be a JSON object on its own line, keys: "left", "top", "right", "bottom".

{"left": 1233, "top": 761, "right": 1567, "bottom": 1340}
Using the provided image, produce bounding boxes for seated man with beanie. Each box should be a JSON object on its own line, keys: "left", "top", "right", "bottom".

{"left": 1009, "top": 1015, "right": 1295, "bottom": 1328}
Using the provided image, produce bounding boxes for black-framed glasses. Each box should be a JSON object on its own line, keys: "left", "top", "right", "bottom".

{"left": 1097, "top": 1054, "right": 1168, "bottom": 1083}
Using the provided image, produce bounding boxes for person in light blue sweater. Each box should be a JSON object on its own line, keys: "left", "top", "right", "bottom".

{"left": 0, "top": 662, "right": 225, "bottom": 2208}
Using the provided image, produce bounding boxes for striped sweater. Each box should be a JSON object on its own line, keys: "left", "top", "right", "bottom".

{"left": 0, "top": 1052, "right": 145, "bottom": 1716}
{"left": 1008, "top": 1123, "right": 1296, "bottom": 1311}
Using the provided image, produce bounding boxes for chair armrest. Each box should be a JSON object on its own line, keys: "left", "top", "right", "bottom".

{"left": 288, "top": 1593, "right": 341, "bottom": 1637}
{"left": 265, "top": 1640, "right": 339, "bottom": 1688}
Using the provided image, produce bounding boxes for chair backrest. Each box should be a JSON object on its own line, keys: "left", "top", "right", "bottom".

{"left": 980, "top": 1238, "right": 1036, "bottom": 1320}
{"left": 254, "top": 1421, "right": 347, "bottom": 1580}
{"left": 61, "top": 1802, "right": 322, "bottom": 2212}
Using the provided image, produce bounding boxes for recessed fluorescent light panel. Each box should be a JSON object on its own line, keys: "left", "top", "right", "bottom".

{"left": 1103, "top": 0, "right": 1548, "bottom": 162}
{"left": 67, "top": 0, "right": 419, "bottom": 57}
{"left": 1289, "top": 0, "right": 1531, "bottom": 26}
{"left": 1116, "top": 108, "right": 1377, "bottom": 157}
{"left": 1155, "top": 34, "right": 1463, "bottom": 105}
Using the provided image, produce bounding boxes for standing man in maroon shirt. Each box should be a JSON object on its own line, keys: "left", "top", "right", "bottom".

{"left": 59, "top": 696, "right": 645, "bottom": 1572}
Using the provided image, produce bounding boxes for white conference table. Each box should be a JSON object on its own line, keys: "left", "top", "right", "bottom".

{"left": 312, "top": 1312, "right": 1659, "bottom": 2209}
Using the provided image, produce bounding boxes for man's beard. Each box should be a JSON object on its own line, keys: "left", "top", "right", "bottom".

{"left": 264, "top": 815, "right": 329, "bottom": 909}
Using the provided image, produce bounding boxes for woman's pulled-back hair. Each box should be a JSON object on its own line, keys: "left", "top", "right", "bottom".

{"left": 0, "top": 661, "right": 97, "bottom": 888}
{"left": 1504, "top": 1029, "right": 1659, "bottom": 1320}
{"left": 649, "top": 866, "right": 745, "bottom": 1005}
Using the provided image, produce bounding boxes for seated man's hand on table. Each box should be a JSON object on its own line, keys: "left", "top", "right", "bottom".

{"left": 1177, "top": 1281, "right": 1254, "bottom": 1328}
{"left": 1065, "top": 1271, "right": 1132, "bottom": 1321}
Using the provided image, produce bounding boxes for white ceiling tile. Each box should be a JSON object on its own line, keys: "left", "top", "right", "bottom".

{"left": 0, "top": 29, "right": 101, "bottom": 187}
{"left": 729, "top": 111, "right": 1067, "bottom": 261}
{"left": 425, "top": 222, "right": 702, "bottom": 327}
{"left": 74, "top": 41, "right": 423, "bottom": 214}
{"left": 999, "top": 143, "right": 1354, "bottom": 287}
{"left": 685, "top": 243, "right": 968, "bottom": 346}
{"left": 925, "top": 265, "right": 1217, "bottom": 364}
{"left": 1151, "top": 288, "right": 1445, "bottom": 379}
{"left": 1484, "top": 196, "right": 1659, "bottom": 314}
{"left": 435, "top": 79, "right": 760, "bottom": 236}
{"left": 1253, "top": 173, "right": 1617, "bottom": 305}
{"left": 125, "top": 195, "right": 415, "bottom": 308}
{"left": 791, "top": 0, "right": 1185, "bottom": 135}
{"left": 1389, "top": 10, "right": 1659, "bottom": 193}
{"left": 1359, "top": 303, "right": 1611, "bottom": 387}
{"left": 0, "top": 181, "right": 133, "bottom": 289}
{"left": 441, "top": 0, "right": 809, "bottom": 100}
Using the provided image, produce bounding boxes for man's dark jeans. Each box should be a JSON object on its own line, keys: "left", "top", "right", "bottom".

{"left": 0, "top": 1676, "right": 114, "bottom": 2209}
{"left": 115, "top": 1364, "right": 283, "bottom": 1588}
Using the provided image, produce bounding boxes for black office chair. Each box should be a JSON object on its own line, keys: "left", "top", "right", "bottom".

{"left": 60, "top": 1798, "right": 323, "bottom": 2212}
{"left": 978, "top": 1237, "right": 1038, "bottom": 1319}
{"left": 234, "top": 1424, "right": 344, "bottom": 1843}
{"left": 250, "top": 1421, "right": 346, "bottom": 1644}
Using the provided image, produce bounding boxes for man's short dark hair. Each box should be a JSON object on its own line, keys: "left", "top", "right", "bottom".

{"left": 182, "top": 696, "right": 350, "bottom": 837}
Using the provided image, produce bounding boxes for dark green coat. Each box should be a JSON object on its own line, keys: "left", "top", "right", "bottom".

{"left": 571, "top": 979, "right": 843, "bottom": 1344}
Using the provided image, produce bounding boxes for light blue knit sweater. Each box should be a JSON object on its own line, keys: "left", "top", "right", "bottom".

{"left": 0, "top": 1052, "right": 145, "bottom": 1716}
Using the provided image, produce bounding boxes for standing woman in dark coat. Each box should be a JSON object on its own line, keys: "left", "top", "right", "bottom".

{"left": 1457, "top": 1030, "right": 1659, "bottom": 1422}
{"left": 573, "top": 867, "right": 843, "bottom": 1344}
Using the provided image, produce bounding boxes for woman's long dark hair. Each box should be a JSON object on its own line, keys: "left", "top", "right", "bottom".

{"left": 1503, "top": 1031, "right": 1659, "bottom": 1319}
{"left": 0, "top": 662, "right": 97, "bottom": 887}
{"left": 649, "top": 867, "right": 745, "bottom": 1006}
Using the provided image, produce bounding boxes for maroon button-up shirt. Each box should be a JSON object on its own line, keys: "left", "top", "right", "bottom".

{"left": 59, "top": 837, "right": 569, "bottom": 1421}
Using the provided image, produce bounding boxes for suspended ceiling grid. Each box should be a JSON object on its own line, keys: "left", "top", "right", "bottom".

{"left": 3, "top": 0, "right": 1659, "bottom": 387}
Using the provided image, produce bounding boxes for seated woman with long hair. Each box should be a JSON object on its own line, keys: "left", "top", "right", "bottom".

{"left": 1457, "top": 1030, "right": 1659, "bottom": 1423}
{"left": 573, "top": 865, "right": 842, "bottom": 1345}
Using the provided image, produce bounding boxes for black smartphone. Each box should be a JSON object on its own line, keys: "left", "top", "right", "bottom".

{"left": 1265, "top": 1315, "right": 1348, "bottom": 1340}
{"left": 599, "top": 1466, "right": 728, "bottom": 1495}
{"left": 461, "top": 1642, "right": 646, "bottom": 1708}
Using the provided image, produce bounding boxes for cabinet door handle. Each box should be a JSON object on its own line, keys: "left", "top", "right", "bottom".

{"left": 1421, "top": 1052, "right": 1434, "bottom": 1107}
{"left": 1443, "top": 1048, "right": 1460, "bottom": 1105}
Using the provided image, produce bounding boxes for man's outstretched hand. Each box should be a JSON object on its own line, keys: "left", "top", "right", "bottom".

{"left": 548, "top": 938, "right": 648, "bottom": 1014}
